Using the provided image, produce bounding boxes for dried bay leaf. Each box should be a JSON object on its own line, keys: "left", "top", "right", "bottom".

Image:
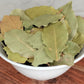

{"left": 4, "top": 47, "right": 27, "bottom": 63}
{"left": 25, "top": 6, "right": 59, "bottom": 19}
{"left": 33, "top": 14, "right": 64, "bottom": 27}
{"left": 63, "top": 41, "right": 81, "bottom": 56}
{"left": 2, "top": 4, "right": 82, "bottom": 67}
{"left": 73, "top": 16, "right": 84, "bottom": 48}
{"left": 32, "top": 47, "right": 53, "bottom": 67}
{"left": 42, "top": 21, "right": 68, "bottom": 61}
{"left": 0, "top": 16, "right": 23, "bottom": 35}
{"left": 4, "top": 29, "right": 35, "bottom": 58}
{"left": 23, "top": 14, "right": 64, "bottom": 28}
{"left": 58, "top": 1, "right": 78, "bottom": 40}
{"left": 23, "top": 6, "right": 63, "bottom": 28}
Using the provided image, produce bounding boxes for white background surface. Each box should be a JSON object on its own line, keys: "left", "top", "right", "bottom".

{"left": 0, "top": 0, "right": 84, "bottom": 19}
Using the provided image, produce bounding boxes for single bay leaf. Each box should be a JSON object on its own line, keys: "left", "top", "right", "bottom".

{"left": 4, "top": 29, "right": 35, "bottom": 58}
{"left": 42, "top": 21, "right": 68, "bottom": 61}
{"left": 33, "top": 14, "right": 64, "bottom": 27}
{"left": 58, "top": 1, "right": 78, "bottom": 40}
{"left": 25, "top": 6, "right": 59, "bottom": 19}
{"left": 4, "top": 47, "right": 27, "bottom": 63}
{"left": 23, "top": 14, "right": 64, "bottom": 28}
{"left": 32, "top": 47, "right": 53, "bottom": 67}
{"left": 10, "top": 9, "right": 31, "bottom": 21}
{"left": 52, "top": 54, "right": 74, "bottom": 66}
{"left": 63, "top": 41, "right": 81, "bottom": 56}
{"left": 73, "top": 16, "right": 84, "bottom": 48}
{"left": 0, "top": 16, "right": 23, "bottom": 35}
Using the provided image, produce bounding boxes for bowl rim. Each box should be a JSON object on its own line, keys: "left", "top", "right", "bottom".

{"left": 0, "top": 52, "right": 84, "bottom": 70}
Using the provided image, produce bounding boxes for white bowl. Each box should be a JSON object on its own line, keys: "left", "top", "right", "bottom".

{"left": 0, "top": 43, "right": 84, "bottom": 80}
{"left": 0, "top": 0, "right": 84, "bottom": 81}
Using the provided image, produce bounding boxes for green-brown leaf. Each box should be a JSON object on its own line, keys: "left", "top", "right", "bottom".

{"left": 32, "top": 47, "right": 53, "bottom": 66}
{"left": 4, "top": 29, "right": 35, "bottom": 58}
{"left": 42, "top": 21, "right": 68, "bottom": 61}
{"left": 33, "top": 14, "right": 63, "bottom": 27}
{"left": 4, "top": 47, "right": 27, "bottom": 63}
{"left": 25, "top": 6, "right": 60, "bottom": 19}
{"left": 58, "top": 1, "right": 78, "bottom": 40}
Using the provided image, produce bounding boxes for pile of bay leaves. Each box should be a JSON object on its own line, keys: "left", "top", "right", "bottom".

{"left": 0, "top": 1, "right": 84, "bottom": 67}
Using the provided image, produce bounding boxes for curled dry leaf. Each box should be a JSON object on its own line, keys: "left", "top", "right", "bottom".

{"left": 23, "top": 14, "right": 64, "bottom": 29}
{"left": 58, "top": 1, "right": 78, "bottom": 40}
{"left": 4, "top": 29, "right": 35, "bottom": 58}
{"left": 25, "top": 6, "right": 59, "bottom": 19}
{"left": 33, "top": 14, "right": 64, "bottom": 27}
